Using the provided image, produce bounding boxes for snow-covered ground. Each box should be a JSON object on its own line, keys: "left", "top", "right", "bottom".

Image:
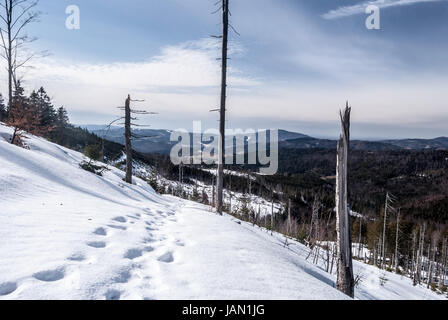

{"left": 0, "top": 124, "right": 445, "bottom": 300}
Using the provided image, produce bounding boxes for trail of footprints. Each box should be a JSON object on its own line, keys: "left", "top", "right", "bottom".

{"left": 0, "top": 207, "right": 180, "bottom": 298}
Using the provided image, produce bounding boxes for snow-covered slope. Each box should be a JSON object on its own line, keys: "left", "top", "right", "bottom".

{"left": 0, "top": 124, "right": 444, "bottom": 300}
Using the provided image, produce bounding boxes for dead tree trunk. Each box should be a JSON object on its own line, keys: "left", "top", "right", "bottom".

{"left": 125, "top": 95, "right": 132, "bottom": 184}
{"left": 212, "top": 174, "right": 216, "bottom": 209}
{"left": 229, "top": 174, "right": 232, "bottom": 213}
{"left": 178, "top": 163, "right": 183, "bottom": 197}
{"left": 414, "top": 223, "right": 426, "bottom": 285}
{"left": 288, "top": 198, "right": 291, "bottom": 236}
{"left": 358, "top": 218, "right": 362, "bottom": 259}
{"left": 412, "top": 229, "right": 417, "bottom": 285}
{"left": 441, "top": 238, "right": 447, "bottom": 287}
{"left": 271, "top": 189, "right": 274, "bottom": 235}
{"left": 395, "top": 210, "right": 400, "bottom": 272}
{"left": 381, "top": 193, "right": 389, "bottom": 269}
{"left": 335, "top": 104, "right": 354, "bottom": 298}
{"left": 216, "top": 0, "right": 229, "bottom": 214}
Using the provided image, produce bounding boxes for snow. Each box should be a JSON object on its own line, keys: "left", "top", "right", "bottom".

{"left": 129, "top": 163, "right": 284, "bottom": 218}
{"left": 0, "top": 124, "right": 445, "bottom": 300}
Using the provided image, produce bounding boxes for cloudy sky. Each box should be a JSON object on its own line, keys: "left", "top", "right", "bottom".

{"left": 2, "top": 0, "right": 448, "bottom": 139}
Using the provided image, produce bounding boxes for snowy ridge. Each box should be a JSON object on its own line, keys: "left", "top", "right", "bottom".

{"left": 0, "top": 124, "right": 444, "bottom": 300}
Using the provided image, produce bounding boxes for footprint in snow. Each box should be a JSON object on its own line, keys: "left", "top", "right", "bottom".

{"left": 112, "top": 216, "right": 127, "bottom": 223}
{"left": 87, "top": 241, "right": 106, "bottom": 248}
{"left": 0, "top": 282, "right": 17, "bottom": 296}
{"left": 143, "top": 237, "right": 155, "bottom": 244}
{"left": 124, "top": 248, "right": 143, "bottom": 260}
{"left": 67, "top": 253, "right": 86, "bottom": 262}
{"left": 33, "top": 269, "right": 65, "bottom": 282}
{"left": 93, "top": 227, "right": 107, "bottom": 236}
{"left": 175, "top": 240, "right": 185, "bottom": 247}
{"left": 105, "top": 289, "right": 121, "bottom": 300}
{"left": 113, "top": 269, "right": 132, "bottom": 284}
{"left": 157, "top": 252, "right": 174, "bottom": 263}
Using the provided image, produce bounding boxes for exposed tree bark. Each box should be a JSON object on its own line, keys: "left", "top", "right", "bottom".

{"left": 441, "top": 238, "right": 447, "bottom": 287}
{"left": 288, "top": 198, "right": 291, "bottom": 236}
{"left": 358, "top": 217, "right": 362, "bottom": 259}
{"left": 270, "top": 189, "right": 274, "bottom": 235}
{"left": 178, "top": 163, "right": 183, "bottom": 197}
{"left": 216, "top": 0, "right": 229, "bottom": 214}
{"left": 414, "top": 223, "right": 426, "bottom": 285}
{"left": 212, "top": 174, "right": 216, "bottom": 209}
{"left": 381, "top": 193, "right": 389, "bottom": 269}
{"left": 412, "top": 229, "right": 418, "bottom": 285}
{"left": 229, "top": 173, "right": 232, "bottom": 213}
{"left": 124, "top": 95, "right": 132, "bottom": 184}
{"left": 395, "top": 210, "right": 400, "bottom": 273}
{"left": 335, "top": 103, "right": 354, "bottom": 298}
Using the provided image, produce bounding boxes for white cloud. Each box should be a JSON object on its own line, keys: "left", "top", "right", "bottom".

{"left": 0, "top": 38, "right": 259, "bottom": 119}
{"left": 20, "top": 38, "right": 256, "bottom": 91}
{"left": 322, "top": 0, "right": 445, "bottom": 20}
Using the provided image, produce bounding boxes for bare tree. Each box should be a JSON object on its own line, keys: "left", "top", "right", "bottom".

{"left": 115, "top": 95, "right": 157, "bottom": 184}
{"left": 335, "top": 103, "right": 354, "bottom": 298}
{"left": 124, "top": 95, "right": 132, "bottom": 183}
{"left": 380, "top": 193, "right": 396, "bottom": 269}
{"left": 0, "top": 0, "right": 41, "bottom": 109}
{"left": 215, "top": 0, "right": 229, "bottom": 214}
{"left": 357, "top": 217, "right": 363, "bottom": 259}
{"left": 414, "top": 223, "right": 426, "bottom": 285}
{"left": 271, "top": 188, "right": 274, "bottom": 235}
{"left": 394, "top": 209, "right": 401, "bottom": 273}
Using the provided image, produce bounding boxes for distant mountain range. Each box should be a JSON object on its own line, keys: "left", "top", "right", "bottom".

{"left": 81, "top": 125, "right": 448, "bottom": 154}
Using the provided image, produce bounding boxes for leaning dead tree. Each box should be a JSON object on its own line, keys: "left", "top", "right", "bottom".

{"left": 335, "top": 103, "right": 354, "bottom": 298}
{"left": 116, "top": 95, "right": 157, "bottom": 184}
{"left": 0, "top": 0, "right": 43, "bottom": 110}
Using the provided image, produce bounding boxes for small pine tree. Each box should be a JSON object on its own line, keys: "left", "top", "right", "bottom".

{"left": 56, "top": 106, "right": 69, "bottom": 127}
{"left": 84, "top": 144, "right": 102, "bottom": 161}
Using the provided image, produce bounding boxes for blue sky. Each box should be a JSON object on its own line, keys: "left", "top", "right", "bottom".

{"left": 3, "top": 0, "right": 448, "bottom": 139}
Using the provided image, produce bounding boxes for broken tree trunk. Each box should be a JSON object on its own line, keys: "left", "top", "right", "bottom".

{"left": 395, "top": 210, "right": 400, "bottom": 273}
{"left": 381, "top": 193, "right": 389, "bottom": 269}
{"left": 335, "top": 103, "right": 354, "bottom": 298}
{"left": 125, "top": 95, "right": 133, "bottom": 184}
{"left": 271, "top": 189, "right": 274, "bottom": 235}
{"left": 216, "top": 0, "right": 229, "bottom": 214}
